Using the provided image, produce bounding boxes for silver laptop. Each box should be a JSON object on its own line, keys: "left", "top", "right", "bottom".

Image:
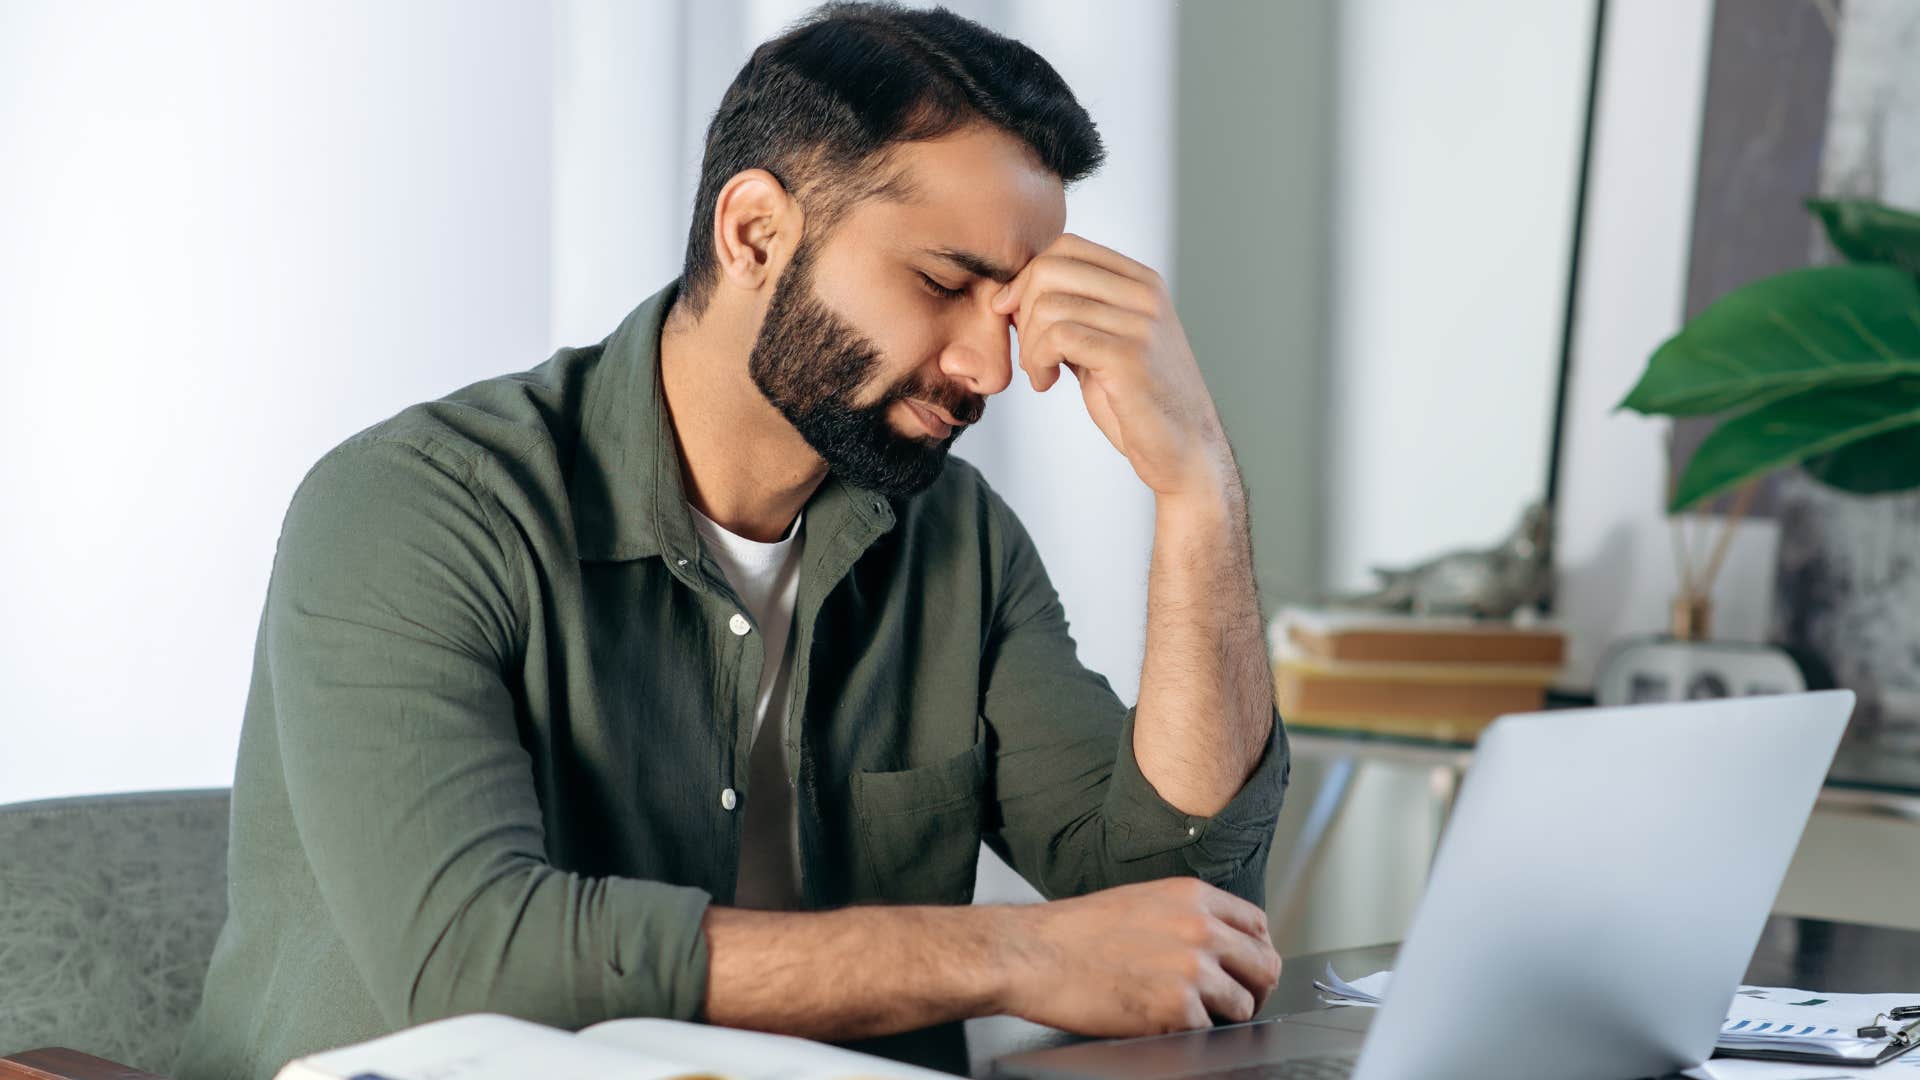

{"left": 996, "top": 690, "right": 1855, "bottom": 1080}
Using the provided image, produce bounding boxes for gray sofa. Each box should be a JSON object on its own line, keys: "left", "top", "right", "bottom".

{"left": 0, "top": 789, "right": 230, "bottom": 1078}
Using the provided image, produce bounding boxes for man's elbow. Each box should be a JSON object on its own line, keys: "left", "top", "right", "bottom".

{"left": 381, "top": 863, "right": 711, "bottom": 1031}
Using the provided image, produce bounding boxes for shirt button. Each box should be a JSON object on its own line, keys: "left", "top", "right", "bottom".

{"left": 721, "top": 787, "right": 738, "bottom": 811}
{"left": 1186, "top": 826, "right": 1199, "bottom": 838}
{"left": 728, "top": 613, "right": 751, "bottom": 636}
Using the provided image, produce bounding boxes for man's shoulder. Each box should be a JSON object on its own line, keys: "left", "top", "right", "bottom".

{"left": 297, "top": 344, "right": 601, "bottom": 504}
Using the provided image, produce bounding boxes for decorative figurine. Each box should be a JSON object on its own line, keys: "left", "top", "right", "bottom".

{"left": 1326, "top": 502, "right": 1554, "bottom": 619}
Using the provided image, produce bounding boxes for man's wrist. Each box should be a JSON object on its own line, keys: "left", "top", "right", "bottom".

{"left": 1153, "top": 472, "right": 1241, "bottom": 543}
{"left": 704, "top": 902, "right": 1045, "bottom": 1033}
{"left": 972, "top": 902, "right": 1038, "bottom": 1018}
{"left": 1153, "top": 440, "right": 1242, "bottom": 524}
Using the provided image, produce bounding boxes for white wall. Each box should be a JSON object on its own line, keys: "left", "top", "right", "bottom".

{"left": 1, "top": 2, "right": 554, "bottom": 804}
{"left": 1552, "top": 0, "right": 1781, "bottom": 691}
{"left": 1323, "top": 0, "right": 1595, "bottom": 591}
{"left": 549, "top": 0, "right": 696, "bottom": 347}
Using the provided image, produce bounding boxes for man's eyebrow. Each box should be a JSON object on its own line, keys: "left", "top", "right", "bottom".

{"left": 925, "top": 247, "right": 1019, "bottom": 285}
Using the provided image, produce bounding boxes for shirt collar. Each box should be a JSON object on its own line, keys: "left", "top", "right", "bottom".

{"left": 567, "top": 278, "right": 896, "bottom": 575}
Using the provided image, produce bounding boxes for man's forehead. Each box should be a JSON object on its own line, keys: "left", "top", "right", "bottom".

{"left": 866, "top": 129, "right": 1066, "bottom": 277}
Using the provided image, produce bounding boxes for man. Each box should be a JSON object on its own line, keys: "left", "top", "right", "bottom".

{"left": 176, "top": 4, "right": 1289, "bottom": 1078}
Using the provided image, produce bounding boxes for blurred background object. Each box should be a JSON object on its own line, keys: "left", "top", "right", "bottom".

{"left": 1322, "top": 501, "right": 1555, "bottom": 618}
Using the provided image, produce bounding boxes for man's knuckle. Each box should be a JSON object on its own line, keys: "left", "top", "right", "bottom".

{"left": 1175, "top": 913, "right": 1211, "bottom": 945}
{"left": 1179, "top": 947, "right": 1210, "bottom": 980}
{"left": 1151, "top": 985, "right": 1190, "bottom": 1027}
{"left": 1138, "top": 281, "right": 1168, "bottom": 314}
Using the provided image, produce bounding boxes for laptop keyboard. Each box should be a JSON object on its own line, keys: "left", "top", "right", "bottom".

{"left": 1190, "top": 1055, "right": 1357, "bottom": 1080}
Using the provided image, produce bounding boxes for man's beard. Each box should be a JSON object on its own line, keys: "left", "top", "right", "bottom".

{"left": 747, "top": 238, "right": 985, "bottom": 500}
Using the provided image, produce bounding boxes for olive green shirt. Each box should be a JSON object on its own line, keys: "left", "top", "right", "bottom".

{"left": 174, "top": 279, "right": 1290, "bottom": 1080}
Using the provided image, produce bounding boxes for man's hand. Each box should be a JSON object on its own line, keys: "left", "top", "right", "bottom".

{"left": 995, "top": 878, "right": 1283, "bottom": 1035}
{"left": 991, "top": 233, "right": 1230, "bottom": 503}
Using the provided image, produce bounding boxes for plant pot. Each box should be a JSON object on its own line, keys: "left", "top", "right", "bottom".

{"left": 1772, "top": 468, "right": 1920, "bottom": 752}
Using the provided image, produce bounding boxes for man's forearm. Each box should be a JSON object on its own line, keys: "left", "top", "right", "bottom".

{"left": 1132, "top": 452, "right": 1274, "bottom": 816}
{"left": 702, "top": 903, "right": 1011, "bottom": 1040}
{"left": 702, "top": 879, "right": 1284, "bottom": 1041}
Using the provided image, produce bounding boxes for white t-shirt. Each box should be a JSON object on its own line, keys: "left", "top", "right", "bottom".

{"left": 687, "top": 501, "right": 806, "bottom": 910}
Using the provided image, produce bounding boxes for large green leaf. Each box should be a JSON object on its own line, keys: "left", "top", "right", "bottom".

{"left": 1802, "top": 424, "right": 1920, "bottom": 494}
{"left": 1809, "top": 198, "right": 1920, "bottom": 274}
{"left": 1671, "top": 378, "right": 1920, "bottom": 510}
{"left": 1619, "top": 265, "right": 1920, "bottom": 417}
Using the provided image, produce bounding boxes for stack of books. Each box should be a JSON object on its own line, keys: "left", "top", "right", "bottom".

{"left": 1271, "top": 607, "right": 1566, "bottom": 741}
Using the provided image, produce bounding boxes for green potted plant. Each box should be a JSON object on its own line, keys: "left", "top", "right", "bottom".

{"left": 1589, "top": 200, "right": 1920, "bottom": 707}
{"left": 1619, "top": 198, "right": 1920, "bottom": 632}
{"left": 1623, "top": 198, "right": 1920, "bottom": 509}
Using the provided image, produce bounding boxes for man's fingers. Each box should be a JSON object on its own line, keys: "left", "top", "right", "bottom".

{"left": 1013, "top": 293, "right": 1148, "bottom": 390}
{"left": 993, "top": 233, "right": 1161, "bottom": 314}
{"left": 1196, "top": 958, "right": 1258, "bottom": 1024}
{"left": 994, "top": 253, "right": 1157, "bottom": 327}
{"left": 1026, "top": 290, "right": 1152, "bottom": 342}
{"left": 1201, "top": 885, "right": 1272, "bottom": 944}
{"left": 1210, "top": 916, "right": 1283, "bottom": 1000}
{"left": 1022, "top": 319, "right": 1123, "bottom": 393}
{"left": 1049, "top": 232, "right": 1163, "bottom": 286}
{"left": 1251, "top": 975, "right": 1275, "bottom": 1018}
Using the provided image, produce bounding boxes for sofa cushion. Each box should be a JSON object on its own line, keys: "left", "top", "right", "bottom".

{"left": 0, "top": 789, "right": 230, "bottom": 1072}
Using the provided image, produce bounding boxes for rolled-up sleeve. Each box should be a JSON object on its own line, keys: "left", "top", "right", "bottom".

{"left": 976, "top": 486, "right": 1290, "bottom": 905}
{"left": 1102, "top": 705, "right": 1289, "bottom": 897}
{"left": 268, "top": 436, "right": 712, "bottom": 1030}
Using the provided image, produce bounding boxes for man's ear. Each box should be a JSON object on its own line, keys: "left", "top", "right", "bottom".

{"left": 711, "top": 168, "right": 805, "bottom": 292}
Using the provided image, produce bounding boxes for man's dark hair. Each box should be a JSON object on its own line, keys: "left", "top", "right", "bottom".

{"left": 675, "top": 1, "right": 1106, "bottom": 320}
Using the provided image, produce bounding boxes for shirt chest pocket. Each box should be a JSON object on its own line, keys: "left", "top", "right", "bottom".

{"left": 848, "top": 737, "right": 988, "bottom": 906}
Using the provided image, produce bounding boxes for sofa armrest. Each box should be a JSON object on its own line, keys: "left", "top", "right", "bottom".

{"left": 0, "top": 1048, "right": 168, "bottom": 1080}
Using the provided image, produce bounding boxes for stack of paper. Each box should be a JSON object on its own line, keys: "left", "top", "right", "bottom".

{"left": 1311, "top": 964, "right": 1391, "bottom": 1008}
{"left": 1715, "top": 985, "right": 1920, "bottom": 1061}
{"left": 1312, "top": 967, "right": 1920, "bottom": 1071}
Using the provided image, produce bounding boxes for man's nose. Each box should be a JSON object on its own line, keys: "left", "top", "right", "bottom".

{"left": 939, "top": 308, "right": 1015, "bottom": 397}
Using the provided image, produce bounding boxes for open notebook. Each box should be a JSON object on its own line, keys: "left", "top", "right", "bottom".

{"left": 273, "top": 1013, "right": 958, "bottom": 1080}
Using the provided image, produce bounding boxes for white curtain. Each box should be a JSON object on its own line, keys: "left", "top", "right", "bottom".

{"left": 0, "top": 1, "right": 559, "bottom": 803}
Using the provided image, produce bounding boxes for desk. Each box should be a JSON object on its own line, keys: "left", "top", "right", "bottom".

{"left": 1271, "top": 721, "right": 1920, "bottom": 932}
{"left": 977, "top": 915, "right": 1920, "bottom": 1078}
